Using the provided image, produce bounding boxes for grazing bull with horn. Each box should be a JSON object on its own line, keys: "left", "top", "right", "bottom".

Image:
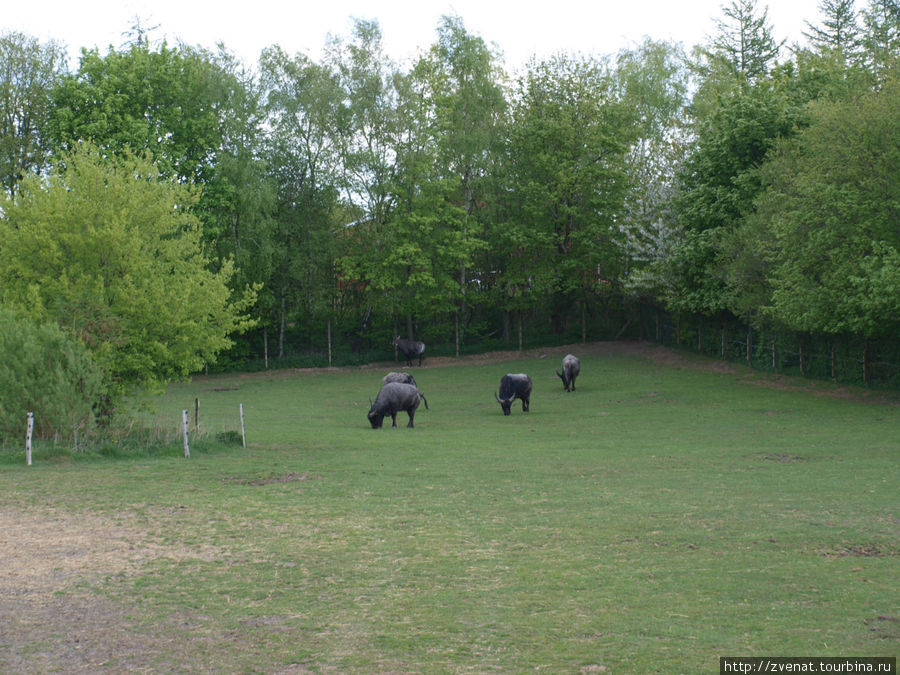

{"left": 556, "top": 354, "right": 580, "bottom": 392}
{"left": 393, "top": 336, "right": 426, "bottom": 367}
{"left": 368, "top": 382, "right": 429, "bottom": 428}
{"left": 382, "top": 371, "right": 418, "bottom": 387}
{"left": 495, "top": 373, "right": 532, "bottom": 415}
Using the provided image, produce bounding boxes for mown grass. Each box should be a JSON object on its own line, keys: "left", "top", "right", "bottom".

{"left": 1, "top": 344, "right": 897, "bottom": 672}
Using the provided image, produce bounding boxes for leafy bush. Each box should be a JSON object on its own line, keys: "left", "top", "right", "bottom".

{"left": 0, "top": 308, "right": 104, "bottom": 444}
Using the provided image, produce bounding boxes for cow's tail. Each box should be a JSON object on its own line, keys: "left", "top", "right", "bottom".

{"left": 420, "top": 393, "right": 429, "bottom": 410}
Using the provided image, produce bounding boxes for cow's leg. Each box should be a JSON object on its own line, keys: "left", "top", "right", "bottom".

{"left": 407, "top": 401, "right": 419, "bottom": 427}
{"left": 391, "top": 413, "right": 398, "bottom": 427}
{"left": 522, "top": 396, "right": 529, "bottom": 412}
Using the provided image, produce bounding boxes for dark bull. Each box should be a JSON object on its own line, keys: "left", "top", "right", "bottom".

{"left": 495, "top": 373, "right": 532, "bottom": 415}
{"left": 393, "top": 336, "right": 426, "bottom": 367}
{"left": 556, "top": 354, "right": 580, "bottom": 392}
{"left": 368, "top": 382, "right": 429, "bottom": 428}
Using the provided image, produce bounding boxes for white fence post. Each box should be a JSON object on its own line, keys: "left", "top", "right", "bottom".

{"left": 240, "top": 403, "right": 246, "bottom": 448}
{"left": 182, "top": 409, "right": 190, "bottom": 458}
{"left": 26, "top": 412, "right": 34, "bottom": 466}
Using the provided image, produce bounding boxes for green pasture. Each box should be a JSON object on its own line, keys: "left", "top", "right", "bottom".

{"left": 2, "top": 344, "right": 897, "bottom": 673}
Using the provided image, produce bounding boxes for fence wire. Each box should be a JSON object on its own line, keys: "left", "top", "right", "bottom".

{"left": 636, "top": 305, "right": 900, "bottom": 390}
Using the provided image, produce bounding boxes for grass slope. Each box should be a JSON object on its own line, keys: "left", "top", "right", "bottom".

{"left": 1, "top": 343, "right": 897, "bottom": 672}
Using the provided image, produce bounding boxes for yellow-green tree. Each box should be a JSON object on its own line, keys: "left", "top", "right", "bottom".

{"left": 0, "top": 143, "right": 256, "bottom": 394}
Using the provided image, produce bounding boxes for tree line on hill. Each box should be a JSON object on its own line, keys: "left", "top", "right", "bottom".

{"left": 1, "top": 0, "right": 898, "bottom": 440}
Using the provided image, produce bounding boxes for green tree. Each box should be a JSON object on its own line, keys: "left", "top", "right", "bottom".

{"left": 758, "top": 69, "right": 900, "bottom": 339}
{"left": 666, "top": 68, "right": 804, "bottom": 322}
{"left": 500, "top": 54, "right": 629, "bottom": 342}
{"left": 804, "top": 0, "right": 860, "bottom": 57}
{"left": 858, "top": 0, "right": 900, "bottom": 80}
{"left": 0, "top": 144, "right": 256, "bottom": 394}
{"left": 706, "top": 0, "right": 783, "bottom": 83}
{"left": 260, "top": 46, "right": 344, "bottom": 357}
{"left": 614, "top": 39, "right": 692, "bottom": 302}
{"left": 0, "top": 31, "right": 67, "bottom": 196}
{"left": 51, "top": 41, "right": 223, "bottom": 183}
{"left": 427, "top": 16, "right": 506, "bottom": 351}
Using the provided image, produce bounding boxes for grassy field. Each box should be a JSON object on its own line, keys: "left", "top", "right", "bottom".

{"left": 1, "top": 342, "right": 897, "bottom": 673}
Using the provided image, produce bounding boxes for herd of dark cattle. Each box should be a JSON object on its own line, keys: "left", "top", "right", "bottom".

{"left": 367, "top": 338, "right": 580, "bottom": 428}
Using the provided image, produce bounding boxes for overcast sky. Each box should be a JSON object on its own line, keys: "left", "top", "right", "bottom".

{"left": 8, "top": 0, "right": 825, "bottom": 71}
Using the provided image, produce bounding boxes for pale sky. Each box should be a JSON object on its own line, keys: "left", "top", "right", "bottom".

{"left": 8, "top": 0, "right": 825, "bottom": 72}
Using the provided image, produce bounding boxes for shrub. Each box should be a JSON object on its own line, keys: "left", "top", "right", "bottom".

{"left": 0, "top": 308, "right": 104, "bottom": 445}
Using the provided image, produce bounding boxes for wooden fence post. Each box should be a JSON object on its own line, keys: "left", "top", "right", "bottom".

{"left": 194, "top": 397, "right": 200, "bottom": 434}
{"left": 182, "top": 410, "right": 190, "bottom": 458}
{"left": 26, "top": 412, "right": 34, "bottom": 466}
{"left": 240, "top": 403, "right": 246, "bottom": 448}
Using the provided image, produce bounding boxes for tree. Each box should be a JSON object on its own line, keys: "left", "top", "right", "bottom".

{"left": 51, "top": 41, "right": 223, "bottom": 183}
{"left": 259, "top": 46, "right": 345, "bottom": 357}
{"left": 0, "top": 31, "right": 67, "bottom": 196}
{"left": 614, "top": 40, "right": 692, "bottom": 302}
{"left": 427, "top": 16, "right": 506, "bottom": 352}
{"left": 858, "top": 0, "right": 900, "bottom": 81}
{"left": 499, "top": 54, "right": 629, "bottom": 342}
{"left": 666, "top": 70, "right": 804, "bottom": 321}
{"left": 804, "top": 0, "right": 860, "bottom": 57}
{"left": 707, "top": 0, "right": 783, "bottom": 82}
{"left": 758, "top": 69, "right": 900, "bottom": 339}
{"left": 0, "top": 144, "right": 256, "bottom": 394}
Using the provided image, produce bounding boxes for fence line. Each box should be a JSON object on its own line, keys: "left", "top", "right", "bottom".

{"left": 637, "top": 304, "right": 900, "bottom": 389}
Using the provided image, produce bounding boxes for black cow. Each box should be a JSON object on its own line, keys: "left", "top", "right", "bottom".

{"left": 368, "top": 382, "right": 429, "bottom": 428}
{"left": 382, "top": 371, "right": 418, "bottom": 387}
{"left": 556, "top": 354, "right": 580, "bottom": 392}
{"left": 495, "top": 373, "right": 532, "bottom": 415}
{"left": 393, "top": 336, "right": 426, "bottom": 367}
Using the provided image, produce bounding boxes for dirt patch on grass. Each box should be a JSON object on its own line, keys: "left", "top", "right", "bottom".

{"left": 0, "top": 507, "right": 224, "bottom": 673}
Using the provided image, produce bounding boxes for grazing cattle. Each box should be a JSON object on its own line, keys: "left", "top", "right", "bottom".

{"left": 556, "top": 354, "right": 580, "bottom": 392}
{"left": 393, "top": 336, "right": 426, "bottom": 367}
{"left": 382, "top": 371, "right": 418, "bottom": 388}
{"left": 368, "top": 382, "right": 429, "bottom": 428}
{"left": 495, "top": 373, "right": 532, "bottom": 415}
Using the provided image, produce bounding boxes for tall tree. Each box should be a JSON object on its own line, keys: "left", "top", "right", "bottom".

{"left": 858, "top": 0, "right": 900, "bottom": 81}
{"left": 0, "top": 144, "right": 256, "bottom": 394}
{"left": 700, "top": 0, "right": 783, "bottom": 85}
{"left": 758, "top": 68, "right": 900, "bottom": 340}
{"left": 666, "top": 71, "right": 803, "bottom": 321}
{"left": 425, "top": 15, "right": 506, "bottom": 352}
{"left": 260, "top": 46, "right": 344, "bottom": 357}
{"left": 804, "top": 0, "right": 860, "bottom": 57}
{"left": 614, "top": 39, "right": 692, "bottom": 302}
{"left": 0, "top": 31, "right": 67, "bottom": 196}
{"left": 500, "top": 54, "right": 629, "bottom": 342}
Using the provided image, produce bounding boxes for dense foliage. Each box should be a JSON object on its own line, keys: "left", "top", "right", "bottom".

{"left": 0, "top": 309, "right": 103, "bottom": 442}
{"left": 0, "top": 0, "right": 898, "bottom": 426}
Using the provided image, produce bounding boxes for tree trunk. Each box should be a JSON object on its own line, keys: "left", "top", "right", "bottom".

{"left": 581, "top": 301, "right": 587, "bottom": 344}
{"left": 455, "top": 312, "right": 460, "bottom": 359}
{"left": 746, "top": 324, "right": 751, "bottom": 364}
{"left": 863, "top": 338, "right": 869, "bottom": 387}
{"left": 406, "top": 314, "right": 414, "bottom": 341}
{"left": 517, "top": 310, "right": 523, "bottom": 352}
{"left": 772, "top": 333, "right": 778, "bottom": 371}
{"left": 327, "top": 318, "right": 333, "bottom": 367}
{"left": 278, "top": 295, "right": 286, "bottom": 359}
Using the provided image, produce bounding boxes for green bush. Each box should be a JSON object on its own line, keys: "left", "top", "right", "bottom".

{"left": 0, "top": 308, "right": 104, "bottom": 444}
